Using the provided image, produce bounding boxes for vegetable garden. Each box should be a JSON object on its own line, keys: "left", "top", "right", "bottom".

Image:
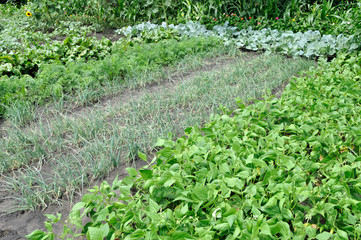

{"left": 0, "top": 0, "right": 360, "bottom": 239}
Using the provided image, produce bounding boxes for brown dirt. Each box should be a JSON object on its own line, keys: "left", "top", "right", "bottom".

{"left": 271, "top": 79, "right": 289, "bottom": 98}
{"left": 87, "top": 31, "right": 121, "bottom": 42}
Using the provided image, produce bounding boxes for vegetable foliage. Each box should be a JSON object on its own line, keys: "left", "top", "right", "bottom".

{"left": 0, "top": 37, "right": 221, "bottom": 116}
{"left": 27, "top": 52, "right": 361, "bottom": 240}
{"left": 116, "top": 21, "right": 360, "bottom": 58}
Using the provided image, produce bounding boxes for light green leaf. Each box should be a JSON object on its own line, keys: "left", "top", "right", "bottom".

{"left": 130, "top": 229, "right": 145, "bottom": 239}
{"left": 138, "top": 151, "right": 147, "bottom": 161}
{"left": 139, "top": 169, "right": 153, "bottom": 180}
{"left": 25, "top": 230, "right": 47, "bottom": 240}
{"left": 126, "top": 167, "right": 138, "bottom": 177}
{"left": 71, "top": 202, "right": 86, "bottom": 212}
{"left": 149, "top": 198, "right": 160, "bottom": 213}
{"left": 171, "top": 231, "right": 193, "bottom": 239}
{"left": 87, "top": 227, "right": 104, "bottom": 240}
{"left": 316, "top": 232, "right": 333, "bottom": 240}
{"left": 191, "top": 184, "right": 208, "bottom": 201}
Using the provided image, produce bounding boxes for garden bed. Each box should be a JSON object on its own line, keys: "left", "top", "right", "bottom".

{"left": 0, "top": 1, "right": 360, "bottom": 239}
{"left": 0, "top": 49, "right": 313, "bottom": 238}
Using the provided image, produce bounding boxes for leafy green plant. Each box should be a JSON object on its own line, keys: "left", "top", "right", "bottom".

{"left": 232, "top": 27, "right": 359, "bottom": 58}
{"left": 0, "top": 35, "right": 112, "bottom": 77}
{"left": 28, "top": 52, "right": 361, "bottom": 239}
{"left": 0, "top": 7, "right": 112, "bottom": 77}
{"left": 117, "top": 21, "right": 360, "bottom": 58}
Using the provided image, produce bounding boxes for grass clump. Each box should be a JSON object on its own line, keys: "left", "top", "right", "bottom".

{"left": 28, "top": 53, "right": 361, "bottom": 239}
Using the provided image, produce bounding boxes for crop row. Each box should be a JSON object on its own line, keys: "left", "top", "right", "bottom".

{"left": 0, "top": 37, "right": 221, "bottom": 117}
{"left": 20, "top": 0, "right": 360, "bottom": 36}
{"left": 117, "top": 21, "right": 360, "bottom": 58}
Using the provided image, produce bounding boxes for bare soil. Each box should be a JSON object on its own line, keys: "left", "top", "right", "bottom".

{"left": 87, "top": 31, "right": 121, "bottom": 42}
